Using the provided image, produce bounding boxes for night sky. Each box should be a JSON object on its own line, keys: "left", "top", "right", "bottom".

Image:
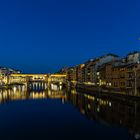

{"left": 0, "top": 0, "right": 140, "bottom": 73}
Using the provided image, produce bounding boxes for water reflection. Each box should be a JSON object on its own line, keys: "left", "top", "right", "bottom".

{"left": 29, "top": 82, "right": 48, "bottom": 91}
{"left": 0, "top": 85, "right": 140, "bottom": 139}
{"left": 67, "top": 89, "right": 140, "bottom": 140}
{"left": 0, "top": 85, "right": 66, "bottom": 104}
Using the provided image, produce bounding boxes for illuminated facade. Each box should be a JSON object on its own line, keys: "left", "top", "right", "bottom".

{"left": 66, "top": 67, "right": 77, "bottom": 82}
{"left": 0, "top": 74, "right": 67, "bottom": 91}
{"left": 77, "top": 64, "right": 85, "bottom": 83}
{"left": 97, "top": 62, "right": 113, "bottom": 87}
{"left": 9, "top": 74, "right": 66, "bottom": 83}
{"left": 84, "top": 59, "right": 95, "bottom": 85}
{"left": 59, "top": 52, "right": 140, "bottom": 96}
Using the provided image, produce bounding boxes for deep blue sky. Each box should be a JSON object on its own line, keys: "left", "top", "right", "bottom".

{"left": 0, "top": 0, "right": 140, "bottom": 73}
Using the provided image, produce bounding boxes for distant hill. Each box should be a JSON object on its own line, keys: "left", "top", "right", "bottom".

{"left": 0, "top": 66, "right": 21, "bottom": 75}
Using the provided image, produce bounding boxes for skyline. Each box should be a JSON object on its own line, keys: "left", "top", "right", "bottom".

{"left": 0, "top": 0, "right": 140, "bottom": 73}
{"left": 1, "top": 50, "right": 139, "bottom": 74}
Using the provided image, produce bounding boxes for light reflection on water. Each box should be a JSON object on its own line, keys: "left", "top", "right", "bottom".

{"left": 0, "top": 85, "right": 66, "bottom": 103}
{"left": 0, "top": 85, "right": 139, "bottom": 140}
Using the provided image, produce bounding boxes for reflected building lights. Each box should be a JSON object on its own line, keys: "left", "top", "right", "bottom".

{"left": 0, "top": 85, "right": 139, "bottom": 139}
{"left": 66, "top": 89, "right": 140, "bottom": 139}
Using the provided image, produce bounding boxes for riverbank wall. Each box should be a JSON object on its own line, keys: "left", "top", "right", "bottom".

{"left": 76, "top": 83, "right": 140, "bottom": 100}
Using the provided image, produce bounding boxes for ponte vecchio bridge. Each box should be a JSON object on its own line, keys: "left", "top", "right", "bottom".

{"left": 8, "top": 74, "right": 67, "bottom": 90}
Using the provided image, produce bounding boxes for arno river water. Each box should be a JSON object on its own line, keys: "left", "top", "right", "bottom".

{"left": 0, "top": 84, "right": 139, "bottom": 140}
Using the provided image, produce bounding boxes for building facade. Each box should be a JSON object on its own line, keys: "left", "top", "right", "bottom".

{"left": 66, "top": 67, "right": 77, "bottom": 82}
{"left": 126, "top": 52, "right": 140, "bottom": 64}
{"left": 58, "top": 52, "right": 140, "bottom": 96}
{"left": 77, "top": 64, "right": 85, "bottom": 83}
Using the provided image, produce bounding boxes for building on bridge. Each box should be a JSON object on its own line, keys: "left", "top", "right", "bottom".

{"left": 8, "top": 74, "right": 67, "bottom": 90}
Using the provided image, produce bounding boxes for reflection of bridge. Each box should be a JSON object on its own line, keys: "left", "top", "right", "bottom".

{"left": 0, "top": 86, "right": 66, "bottom": 104}
{"left": 8, "top": 74, "right": 67, "bottom": 90}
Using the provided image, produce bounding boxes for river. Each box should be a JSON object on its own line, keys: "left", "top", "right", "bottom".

{"left": 0, "top": 85, "right": 139, "bottom": 140}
